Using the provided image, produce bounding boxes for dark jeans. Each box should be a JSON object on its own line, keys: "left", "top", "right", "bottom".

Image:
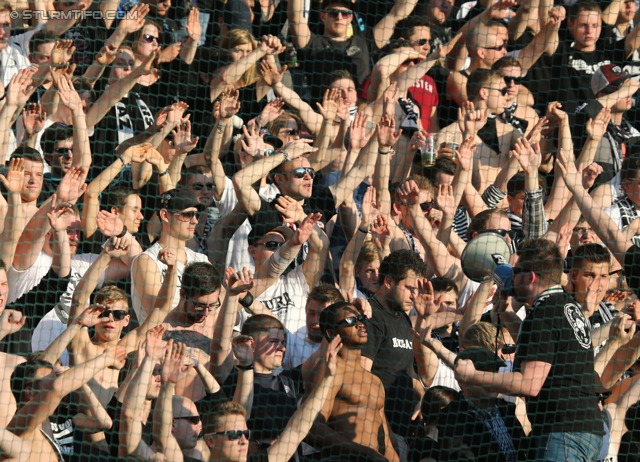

{"left": 534, "top": 432, "right": 603, "bottom": 462}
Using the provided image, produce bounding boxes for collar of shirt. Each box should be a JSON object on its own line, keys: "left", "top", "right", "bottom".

{"left": 532, "top": 285, "right": 564, "bottom": 306}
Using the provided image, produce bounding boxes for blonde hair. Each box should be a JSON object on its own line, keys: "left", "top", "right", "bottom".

{"left": 0, "top": 1, "right": 12, "bottom": 13}
{"left": 218, "top": 29, "right": 259, "bottom": 88}
{"left": 461, "top": 322, "right": 503, "bottom": 350}
{"left": 94, "top": 285, "right": 129, "bottom": 308}
{"left": 356, "top": 241, "right": 380, "bottom": 267}
{"left": 203, "top": 401, "right": 247, "bottom": 434}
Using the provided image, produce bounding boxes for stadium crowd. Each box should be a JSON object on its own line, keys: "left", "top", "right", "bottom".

{"left": 0, "top": 0, "right": 640, "bottom": 460}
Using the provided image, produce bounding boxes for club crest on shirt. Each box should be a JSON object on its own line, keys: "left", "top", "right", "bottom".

{"left": 564, "top": 302, "right": 591, "bottom": 349}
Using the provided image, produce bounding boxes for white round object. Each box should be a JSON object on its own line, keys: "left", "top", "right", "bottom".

{"left": 461, "top": 232, "right": 512, "bottom": 283}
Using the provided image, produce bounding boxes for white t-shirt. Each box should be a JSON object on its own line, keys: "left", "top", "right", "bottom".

{"left": 32, "top": 308, "right": 69, "bottom": 365}
{"left": 214, "top": 176, "right": 279, "bottom": 271}
{"left": 430, "top": 360, "right": 461, "bottom": 391}
{"left": 282, "top": 327, "right": 321, "bottom": 370}
{"left": 8, "top": 252, "right": 105, "bottom": 307}
{"left": 130, "top": 242, "right": 208, "bottom": 322}
{"left": 257, "top": 265, "right": 310, "bottom": 334}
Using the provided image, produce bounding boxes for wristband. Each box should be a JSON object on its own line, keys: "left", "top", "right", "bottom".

{"left": 0, "top": 94, "right": 5, "bottom": 102}
{"left": 158, "top": 169, "right": 169, "bottom": 177}
{"left": 236, "top": 363, "right": 254, "bottom": 370}
{"left": 378, "top": 149, "right": 391, "bottom": 155}
{"left": 115, "top": 225, "right": 128, "bottom": 239}
{"left": 116, "top": 153, "right": 127, "bottom": 166}
{"left": 280, "top": 150, "right": 290, "bottom": 162}
{"left": 239, "top": 292, "right": 254, "bottom": 309}
{"left": 357, "top": 226, "right": 370, "bottom": 234}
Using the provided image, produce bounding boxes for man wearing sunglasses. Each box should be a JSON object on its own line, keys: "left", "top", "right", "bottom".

{"left": 132, "top": 188, "right": 209, "bottom": 323}
{"left": 288, "top": 0, "right": 371, "bottom": 96}
{"left": 179, "top": 165, "right": 218, "bottom": 255}
{"left": 309, "top": 302, "right": 399, "bottom": 461}
{"left": 455, "top": 239, "right": 605, "bottom": 461}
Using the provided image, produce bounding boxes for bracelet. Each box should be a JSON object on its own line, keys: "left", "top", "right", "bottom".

{"left": 280, "top": 150, "right": 290, "bottom": 162}
{"left": 378, "top": 149, "right": 391, "bottom": 155}
{"left": 236, "top": 363, "right": 254, "bottom": 371}
{"left": 0, "top": 94, "right": 5, "bottom": 102}
{"left": 357, "top": 226, "right": 370, "bottom": 234}
{"left": 116, "top": 153, "right": 127, "bottom": 166}
{"left": 115, "top": 225, "right": 128, "bottom": 239}
{"left": 158, "top": 169, "right": 169, "bottom": 177}
{"left": 239, "top": 292, "right": 254, "bottom": 309}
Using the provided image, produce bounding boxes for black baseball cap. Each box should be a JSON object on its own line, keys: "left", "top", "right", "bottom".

{"left": 455, "top": 347, "right": 506, "bottom": 373}
{"left": 247, "top": 221, "right": 294, "bottom": 246}
{"left": 222, "top": 0, "right": 253, "bottom": 34}
{"left": 159, "top": 188, "right": 204, "bottom": 212}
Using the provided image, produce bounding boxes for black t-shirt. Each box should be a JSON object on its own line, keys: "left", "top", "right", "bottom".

{"left": 298, "top": 33, "right": 371, "bottom": 100}
{"left": 514, "top": 286, "right": 604, "bottom": 435}
{"left": 361, "top": 297, "right": 416, "bottom": 437}
{"left": 530, "top": 38, "right": 629, "bottom": 114}
{"left": 222, "top": 370, "right": 299, "bottom": 441}
{"left": 248, "top": 449, "right": 270, "bottom": 462}
{"left": 104, "top": 395, "right": 155, "bottom": 458}
{"left": 252, "top": 187, "right": 337, "bottom": 226}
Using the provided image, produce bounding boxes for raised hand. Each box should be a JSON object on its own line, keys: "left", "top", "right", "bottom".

{"left": 382, "top": 82, "right": 399, "bottom": 120}
{"left": 22, "top": 103, "right": 47, "bottom": 136}
{"left": 427, "top": 32, "right": 462, "bottom": 61}
{"left": 257, "top": 97, "right": 285, "bottom": 126}
{"left": 397, "top": 179, "right": 421, "bottom": 206}
{"left": 525, "top": 116, "right": 549, "bottom": 145}
{"left": 349, "top": 112, "right": 375, "bottom": 151}
{"left": 6, "top": 69, "right": 34, "bottom": 107}
{"left": 186, "top": 7, "right": 201, "bottom": 42}
{"left": 95, "top": 43, "right": 119, "bottom": 66}
{"left": 555, "top": 148, "right": 582, "bottom": 193}
{"left": 0, "top": 310, "right": 26, "bottom": 336}
{"left": 224, "top": 267, "right": 255, "bottom": 297}
{"left": 47, "top": 203, "right": 73, "bottom": 233}
{"left": 609, "top": 313, "right": 636, "bottom": 346}
{"left": 259, "top": 60, "right": 287, "bottom": 87}
{"left": 122, "top": 143, "right": 154, "bottom": 164}
{"left": 585, "top": 107, "right": 611, "bottom": 141}
{"left": 409, "top": 129, "right": 428, "bottom": 153}
{"left": 51, "top": 40, "right": 75, "bottom": 66}
{"left": 582, "top": 162, "right": 603, "bottom": 189}
{"left": 458, "top": 101, "right": 488, "bottom": 136}
{"left": 555, "top": 220, "right": 572, "bottom": 259}
{"left": 259, "top": 35, "right": 286, "bottom": 55}
{"left": 456, "top": 136, "right": 477, "bottom": 171}
{"left": 546, "top": 102, "right": 567, "bottom": 124}
{"left": 0, "top": 157, "right": 25, "bottom": 194}
{"left": 361, "top": 186, "right": 379, "bottom": 226}
{"left": 281, "top": 138, "right": 318, "bottom": 159}
{"left": 411, "top": 279, "right": 439, "bottom": 318}
{"left": 324, "top": 334, "right": 342, "bottom": 377}
{"left": 435, "top": 184, "right": 456, "bottom": 218}
{"left": 275, "top": 195, "right": 305, "bottom": 224}
{"left": 316, "top": 88, "right": 340, "bottom": 122}
{"left": 174, "top": 119, "right": 199, "bottom": 154}
{"left": 96, "top": 210, "right": 124, "bottom": 238}
{"left": 162, "top": 340, "right": 187, "bottom": 384}
{"left": 56, "top": 166, "right": 87, "bottom": 202}
{"left": 240, "top": 124, "right": 267, "bottom": 157}
{"left": 56, "top": 75, "right": 83, "bottom": 115}
{"left": 217, "top": 88, "right": 241, "bottom": 119}
{"left": 158, "top": 247, "right": 177, "bottom": 267}
{"left": 167, "top": 101, "right": 188, "bottom": 125}
{"left": 483, "top": 0, "right": 517, "bottom": 20}
{"left": 376, "top": 114, "right": 401, "bottom": 149}
{"left": 370, "top": 214, "right": 391, "bottom": 251}
{"left": 292, "top": 213, "right": 323, "bottom": 246}
{"left": 232, "top": 335, "right": 254, "bottom": 367}
{"left": 159, "top": 42, "right": 182, "bottom": 64}
{"left": 511, "top": 137, "right": 540, "bottom": 175}
{"left": 102, "top": 234, "right": 132, "bottom": 258}
{"left": 75, "top": 304, "right": 110, "bottom": 328}
{"left": 119, "top": 4, "right": 149, "bottom": 33}
{"left": 146, "top": 325, "right": 167, "bottom": 360}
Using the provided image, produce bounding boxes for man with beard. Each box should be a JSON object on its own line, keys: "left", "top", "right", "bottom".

{"left": 313, "top": 302, "right": 399, "bottom": 462}
{"left": 455, "top": 238, "right": 605, "bottom": 460}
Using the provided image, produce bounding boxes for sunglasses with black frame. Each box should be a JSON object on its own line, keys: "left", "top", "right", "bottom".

{"left": 97, "top": 309, "right": 128, "bottom": 321}
{"left": 324, "top": 8, "right": 353, "bottom": 18}
{"left": 284, "top": 167, "right": 315, "bottom": 179}
{"left": 174, "top": 415, "right": 201, "bottom": 425}
{"left": 503, "top": 76, "right": 523, "bottom": 86}
{"left": 253, "top": 240, "right": 284, "bottom": 251}
{"left": 337, "top": 314, "right": 367, "bottom": 327}
{"left": 210, "top": 430, "right": 251, "bottom": 441}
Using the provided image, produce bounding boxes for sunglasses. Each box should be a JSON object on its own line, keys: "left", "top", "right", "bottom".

{"left": 483, "top": 86, "right": 509, "bottom": 96}
{"left": 174, "top": 415, "right": 201, "bottom": 425}
{"left": 97, "top": 309, "right": 128, "bottom": 321}
{"left": 325, "top": 8, "right": 353, "bottom": 18}
{"left": 484, "top": 44, "right": 506, "bottom": 51}
{"left": 286, "top": 167, "right": 316, "bottom": 179}
{"left": 282, "top": 128, "right": 300, "bottom": 136}
{"left": 476, "top": 228, "right": 512, "bottom": 238}
{"left": 212, "top": 430, "right": 251, "bottom": 441}
{"left": 503, "top": 76, "right": 523, "bottom": 86}
{"left": 501, "top": 344, "right": 516, "bottom": 355}
{"left": 420, "top": 201, "right": 434, "bottom": 213}
{"left": 414, "top": 38, "right": 429, "bottom": 46}
{"left": 189, "top": 297, "right": 221, "bottom": 311}
{"left": 192, "top": 183, "right": 214, "bottom": 191}
{"left": 338, "top": 314, "right": 367, "bottom": 327}
{"left": 53, "top": 147, "right": 72, "bottom": 156}
{"left": 255, "top": 240, "right": 284, "bottom": 251}
{"left": 173, "top": 210, "right": 199, "bottom": 222}
{"left": 142, "top": 34, "right": 159, "bottom": 44}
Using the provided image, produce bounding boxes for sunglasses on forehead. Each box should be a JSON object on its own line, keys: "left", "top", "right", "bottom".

{"left": 338, "top": 314, "right": 367, "bottom": 327}
{"left": 98, "top": 309, "right": 128, "bottom": 321}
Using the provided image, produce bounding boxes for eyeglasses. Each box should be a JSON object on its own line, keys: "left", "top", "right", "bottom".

{"left": 97, "top": 309, "right": 128, "bottom": 321}
{"left": 573, "top": 227, "right": 595, "bottom": 235}
{"left": 286, "top": 167, "right": 316, "bottom": 179}
{"left": 420, "top": 201, "right": 434, "bottom": 213}
{"left": 503, "top": 76, "right": 523, "bottom": 86}
{"left": 142, "top": 34, "right": 159, "bottom": 44}
{"left": 483, "top": 87, "right": 509, "bottom": 96}
{"left": 254, "top": 240, "right": 284, "bottom": 251}
{"left": 325, "top": 8, "right": 353, "bottom": 18}
{"left": 192, "top": 183, "right": 215, "bottom": 191}
{"left": 189, "top": 297, "right": 221, "bottom": 311}
{"left": 337, "top": 314, "right": 367, "bottom": 327}
{"left": 483, "top": 44, "right": 506, "bottom": 51}
{"left": 174, "top": 415, "right": 201, "bottom": 425}
{"left": 210, "top": 430, "right": 251, "bottom": 441}
{"left": 53, "top": 147, "right": 72, "bottom": 156}
{"left": 476, "top": 228, "right": 512, "bottom": 238}
{"left": 413, "top": 38, "right": 429, "bottom": 46}
{"left": 173, "top": 210, "right": 199, "bottom": 222}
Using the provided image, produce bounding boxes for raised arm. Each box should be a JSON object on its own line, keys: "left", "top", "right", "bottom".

{"left": 180, "top": 8, "right": 201, "bottom": 65}
{"left": 55, "top": 76, "right": 91, "bottom": 176}
{"left": 287, "top": 0, "right": 311, "bottom": 48}
{"left": 372, "top": 0, "right": 418, "bottom": 49}
{"left": 0, "top": 428, "right": 30, "bottom": 462}
{"left": 0, "top": 159, "right": 26, "bottom": 270}
{"left": 511, "top": 137, "right": 548, "bottom": 238}
{"left": 231, "top": 335, "right": 255, "bottom": 416}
